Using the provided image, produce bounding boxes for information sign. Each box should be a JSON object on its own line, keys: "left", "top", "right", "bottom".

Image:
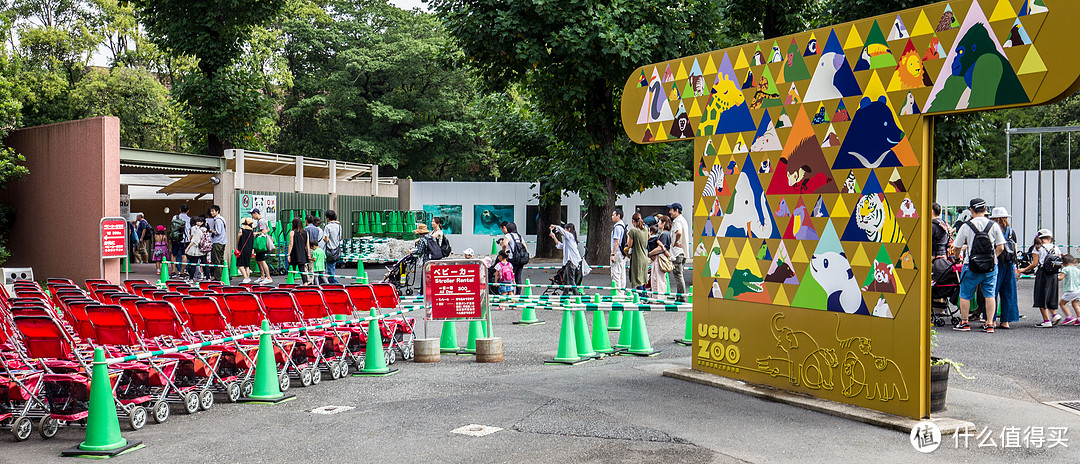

{"left": 424, "top": 260, "right": 486, "bottom": 320}
{"left": 100, "top": 217, "right": 127, "bottom": 259}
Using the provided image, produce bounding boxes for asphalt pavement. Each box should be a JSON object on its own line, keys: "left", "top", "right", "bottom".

{"left": 4, "top": 262, "right": 1078, "bottom": 462}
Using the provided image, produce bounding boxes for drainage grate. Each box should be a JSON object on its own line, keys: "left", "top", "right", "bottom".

{"left": 1043, "top": 401, "right": 1080, "bottom": 416}
{"left": 450, "top": 424, "right": 502, "bottom": 437}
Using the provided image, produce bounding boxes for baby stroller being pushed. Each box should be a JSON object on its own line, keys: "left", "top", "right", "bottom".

{"left": 544, "top": 262, "right": 581, "bottom": 296}
{"left": 930, "top": 256, "right": 962, "bottom": 327}
{"left": 383, "top": 253, "right": 419, "bottom": 296}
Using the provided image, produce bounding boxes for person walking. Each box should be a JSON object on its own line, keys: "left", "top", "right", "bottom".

{"left": 207, "top": 205, "right": 227, "bottom": 281}
{"left": 500, "top": 222, "right": 528, "bottom": 295}
{"left": 236, "top": 217, "right": 255, "bottom": 283}
{"left": 304, "top": 215, "right": 321, "bottom": 281}
{"left": 626, "top": 213, "right": 649, "bottom": 292}
{"left": 250, "top": 208, "right": 274, "bottom": 285}
{"left": 1058, "top": 255, "right": 1080, "bottom": 325}
{"left": 648, "top": 216, "right": 673, "bottom": 294}
{"left": 322, "top": 210, "right": 342, "bottom": 284}
{"left": 951, "top": 198, "right": 1005, "bottom": 333}
{"left": 287, "top": 217, "right": 310, "bottom": 284}
{"left": 610, "top": 209, "right": 628, "bottom": 294}
{"left": 135, "top": 213, "right": 151, "bottom": 263}
{"left": 150, "top": 225, "right": 170, "bottom": 275}
{"left": 989, "top": 207, "right": 1019, "bottom": 329}
{"left": 413, "top": 223, "right": 436, "bottom": 294}
{"left": 667, "top": 203, "right": 689, "bottom": 301}
{"left": 185, "top": 216, "right": 208, "bottom": 282}
{"left": 549, "top": 223, "right": 583, "bottom": 292}
{"left": 1018, "top": 229, "right": 1072, "bottom": 327}
{"left": 169, "top": 204, "right": 192, "bottom": 275}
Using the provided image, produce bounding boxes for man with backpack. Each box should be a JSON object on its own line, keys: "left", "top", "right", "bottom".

{"left": 207, "top": 205, "right": 227, "bottom": 281}
{"left": 169, "top": 204, "right": 192, "bottom": 276}
{"left": 951, "top": 198, "right": 1006, "bottom": 333}
{"left": 610, "top": 209, "right": 628, "bottom": 293}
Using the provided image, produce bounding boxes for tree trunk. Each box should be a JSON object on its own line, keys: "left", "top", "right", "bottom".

{"left": 534, "top": 202, "right": 562, "bottom": 259}
{"left": 584, "top": 176, "right": 616, "bottom": 265}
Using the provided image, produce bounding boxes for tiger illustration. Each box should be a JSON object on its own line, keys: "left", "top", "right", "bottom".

{"left": 697, "top": 74, "right": 745, "bottom": 137}
{"left": 701, "top": 162, "right": 725, "bottom": 197}
{"left": 855, "top": 193, "right": 905, "bottom": 243}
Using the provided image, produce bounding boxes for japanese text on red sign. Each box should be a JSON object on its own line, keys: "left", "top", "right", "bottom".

{"left": 427, "top": 262, "right": 485, "bottom": 320}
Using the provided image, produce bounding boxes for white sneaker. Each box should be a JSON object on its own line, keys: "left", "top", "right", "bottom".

{"left": 1037, "top": 320, "right": 1054, "bottom": 328}
{"left": 1052, "top": 314, "right": 1063, "bottom": 325}
{"left": 241, "top": 278, "right": 251, "bottom": 284}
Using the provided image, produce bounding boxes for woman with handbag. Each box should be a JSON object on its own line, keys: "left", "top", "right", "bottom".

{"left": 286, "top": 217, "right": 310, "bottom": 284}
{"left": 648, "top": 215, "right": 674, "bottom": 294}
{"left": 236, "top": 217, "right": 255, "bottom": 283}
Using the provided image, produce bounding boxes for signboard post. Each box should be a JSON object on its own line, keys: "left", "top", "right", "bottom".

{"left": 422, "top": 259, "right": 489, "bottom": 339}
{"left": 100, "top": 217, "right": 128, "bottom": 280}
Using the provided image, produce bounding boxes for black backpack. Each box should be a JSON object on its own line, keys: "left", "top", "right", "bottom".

{"left": 439, "top": 235, "right": 452, "bottom": 258}
{"left": 616, "top": 223, "right": 630, "bottom": 257}
{"left": 424, "top": 235, "right": 443, "bottom": 260}
{"left": 1042, "top": 245, "right": 1063, "bottom": 275}
{"left": 509, "top": 233, "right": 530, "bottom": 266}
{"left": 964, "top": 221, "right": 997, "bottom": 273}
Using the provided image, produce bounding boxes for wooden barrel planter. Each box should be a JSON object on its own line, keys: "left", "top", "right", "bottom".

{"left": 930, "top": 358, "right": 950, "bottom": 413}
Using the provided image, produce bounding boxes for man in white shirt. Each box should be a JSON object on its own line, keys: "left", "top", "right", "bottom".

{"left": 951, "top": 198, "right": 1005, "bottom": 333}
{"left": 668, "top": 202, "right": 689, "bottom": 302}
{"left": 610, "top": 209, "right": 627, "bottom": 293}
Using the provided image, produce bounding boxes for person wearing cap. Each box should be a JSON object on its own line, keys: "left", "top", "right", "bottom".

{"left": 236, "top": 217, "right": 256, "bottom": 283}
{"left": 989, "top": 207, "right": 1019, "bottom": 328}
{"left": 668, "top": 202, "right": 689, "bottom": 301}
{"left": 1018, "top": 228, "right": 1073, "bottom": 327}
{"left": 951, "top": 198, "right": 1006, "bottom": 332}
{"left": 413, "top": 223, "right": 434, "bottom": 294}
{"left": 250, "top": 208, "right": 273, "bottom": 284}
{"left": 463, "top": 248, "right": 474, "bottom": 259}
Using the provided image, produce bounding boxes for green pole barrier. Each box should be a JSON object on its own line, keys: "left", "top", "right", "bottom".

{"left": 675, "top": 289, "right": 693, "bottom": 346}
{"left": 608, "top": 280, "right": 623, "bottom": 331}
{"left": 356, "top": 309, "right": 396, "bottom": 376}
{"left": 514, "top": 279, "right": 544, "bottom": 325}
{"left": 159, "top": 260, "right": 170, "bottom": 284}
{"left": 626, "top": 309, "right": 660, "bottom": 356}
{"left": 238, "top": 320, "right": 294, "bottom": 403}
{"left": 440, "top": 320, "right": 460, "bottom": 353}
{"left": 591, "top": 294, "right": 614, "bottom": 354}
{"left": 573, "top": 297, "right": 598, "bottom": 359}
{"left": 545, "top": 307, "right": 586, "bottom": 365}
{"left": 614, "top": 293, "right": 637, "bottom": 350}
{"left": 665, "top": 274, "right": 671, "bottom": 295}
{"left": 61, "top": 347, "right": 143, "bottom": 457}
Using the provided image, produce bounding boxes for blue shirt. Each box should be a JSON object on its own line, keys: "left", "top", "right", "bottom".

{"left": 208, "top": 216, "right": 227, "bottom": 245}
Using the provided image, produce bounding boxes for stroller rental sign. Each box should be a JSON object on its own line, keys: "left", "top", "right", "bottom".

{"left": 620, "top": 0, "right": 1080, "bottom": 418}
{"left": 425, "top": 260, "right": 487, "bottom": 320}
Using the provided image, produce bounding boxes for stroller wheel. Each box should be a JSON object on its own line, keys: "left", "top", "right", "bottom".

{"left": 199, "top": 389, "right": 214, "bottom": 411}
{"left": 951, "top": 317, "right": 961, "bottom": 326}
{"left": 38, "top": 416, "right": 58, "bottom": 439}
{"left": 328, "top": 362, "right": 340, "bottom": 380}
{"left": 128, "top": 406, "right": 147, "bottom": 431}
{"left": 12, "top": 416, "right": 31, "bottom": 441}
{"left": 406, "top": 288, "right": 414, "bottom": 296}
{"left": 311, "top": 366, "right": 322, "bottom": 385}
{"left": 933, "top": 318, "right": 946, "bottom": 327}
{"left": 183, "top": 392, "right": 200, "bottom": 415}
{"left": 152, "top": 401, "right": 170, "bottom": 424}
{"left": 241, "top": 379, "right": 254, "bottom": 398}
{"left": 278, "top": 373, "right": 290, "bottom": 392}
{"left": 226, "top": 382, "right": 242, "bottom": 403}
{"left": 299, "top": 368, "right": 313, "bottom": 387}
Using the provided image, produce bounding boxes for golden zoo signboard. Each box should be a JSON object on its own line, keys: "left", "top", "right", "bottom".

{"left": 621, "top": 0, "right": 1080, "bottom": 418}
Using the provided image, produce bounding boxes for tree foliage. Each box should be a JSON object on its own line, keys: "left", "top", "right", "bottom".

{"left": 70, "top": 66, "right": 182, "bottom": 150}
{"left": 275, "top": 0, "right": 490, "bottom": 179}
{"left": 430, "top": 0, "right": 723, "bottom": 261}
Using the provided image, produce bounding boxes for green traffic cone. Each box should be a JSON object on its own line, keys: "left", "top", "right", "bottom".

{"left": 614, "top": 293, "right": 638, "bottom": 350}
{"left": 439, "top": 320, "right": 460, "bottom": 353}
{"left": 159, "top": 261, "right": 170, "bottom": 284}
{"left": 573, "top": 309, "right": 598, "bottom": 359}
{"left": 221, "top": 260, "right": 231, "bottom": 285}
{"left": 626, "top": 310, "right": 661, "bottom": 356}
{"left": 608, "top": 280, "right": 622, "bottom": 331}
{"left": 591, "top": 295, "right": 614, "bottom": 354}
{"left": 238, "top": 320, "right": 294, "bottom": 403}
{"left": 461, "top": 320, "right": 484, "bottom": 354}
{"left": 514, "top": 279, "right": 544, "bottom": 325}
{"left": 61, "top": 347, "right": 143, "bottom": 457}
{"left": 491, "top": 238, "right": 498, "bottom": 255}
{"left": 286, "top": 265, "right": 296, "bottom": 284}
{"left": 675, "top": 291, "right": 693, "bottom": 346}
{"left": 356, "top": 309, "right": 397, "bottom": 376}
{"left": 229, "top": 254, "right": 239, "bottom": 279}
{"left": 546, "top": 309, "right": 586, "bottom": 365}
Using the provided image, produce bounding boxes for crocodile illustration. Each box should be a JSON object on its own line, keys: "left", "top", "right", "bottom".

{"left": 725, "top": 268, "right": 764, "bottom": 299}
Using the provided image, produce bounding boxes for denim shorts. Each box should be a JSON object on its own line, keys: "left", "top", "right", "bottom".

{"left": 959, "top": 264, "right": 998, "bottom": 300}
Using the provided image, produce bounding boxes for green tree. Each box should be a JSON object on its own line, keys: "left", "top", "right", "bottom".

{"left": 133, "top": 0, "right": 287, "bottom": 155}
{"left": 275, "top": 0, "right": 489, "bottom": 179}
{"left": 724, "top": 0, "right": 821, "bottom": 40}
{"left": 0, "top": 54, "right": 31, "bottom": 264}
{"left": 69, "top": 66, "right": 182, "bottom": 150}
{"left": 430, "top": 0, "right": 722, "bottom": 262}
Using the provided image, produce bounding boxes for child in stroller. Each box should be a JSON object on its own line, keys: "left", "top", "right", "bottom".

{"left": 931, "top": 255, "right": 962, "bottom": 326}
{"left": 383, "top": 253, "right": 419, "bottom": 295}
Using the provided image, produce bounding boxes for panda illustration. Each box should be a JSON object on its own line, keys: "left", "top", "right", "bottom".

{"left": 810, "top": 251, "right": 869, "bottom": 315}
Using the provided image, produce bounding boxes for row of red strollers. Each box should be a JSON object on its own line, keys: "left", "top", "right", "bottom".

{"left": 0, "top": 277, "right": 414, "bottom": 441}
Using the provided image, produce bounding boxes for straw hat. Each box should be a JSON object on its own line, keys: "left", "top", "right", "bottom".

{"left": 240, "top": 217, "right": 254, "bottom": 230}
{"left": 413, "top": 223, "right": 430, "bottom": 235}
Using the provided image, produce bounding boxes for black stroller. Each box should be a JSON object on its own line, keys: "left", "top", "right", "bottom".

{"left": 930, "top": 256, "right": 962, "bottom": 326}
{"left": 544, "top": 262, "right": 581, "bottom": 296}
{"left": 383, "top": 253, "right": 419, "bottom": 295}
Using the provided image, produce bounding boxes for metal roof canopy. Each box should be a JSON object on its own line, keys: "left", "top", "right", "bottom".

{"left": 225, "top": 150, "right": 376, "bottom": 181}
{"left": 120, "top": 148, "right": 225, "bottom": 175}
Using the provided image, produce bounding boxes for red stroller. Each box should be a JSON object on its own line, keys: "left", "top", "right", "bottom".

{"left": 930, "top": 256, "right": 962, "bottom": 327}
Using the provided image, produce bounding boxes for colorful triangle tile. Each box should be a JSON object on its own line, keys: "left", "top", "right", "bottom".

{"left": 1019, "top": 46, "right": 1046, "bottom": 75}
{"left": 911, "top": 10, "right": 935, "bottom": 36}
